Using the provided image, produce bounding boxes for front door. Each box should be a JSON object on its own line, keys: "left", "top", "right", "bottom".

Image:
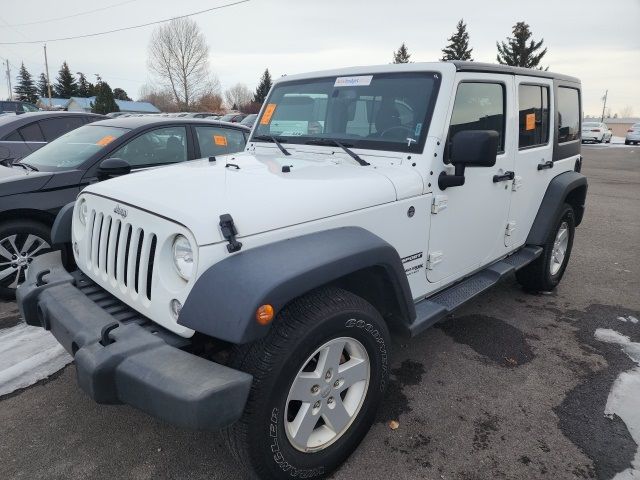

{"left": 427, "top": 74, "right": 516, "bottom": 284}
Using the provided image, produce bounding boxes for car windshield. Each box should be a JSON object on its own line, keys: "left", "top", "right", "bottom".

{"left": 19, "top": 124, "right": 129, "bottom": 171}
{"left": 583, "top": 122, "right": 600, "bottom": 127}
{"left": 252, "top": 72, "right": 440, "bottom": 153}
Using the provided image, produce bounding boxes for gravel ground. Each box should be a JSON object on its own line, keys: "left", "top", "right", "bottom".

{"left": 0, "top": 144, "right": 638, "bottom": 480}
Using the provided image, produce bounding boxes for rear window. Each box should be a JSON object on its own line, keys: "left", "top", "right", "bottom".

{"left": 557, "top": 87, "right": 580, "bottom": 143}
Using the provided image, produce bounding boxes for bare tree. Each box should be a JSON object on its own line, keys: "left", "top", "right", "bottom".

{"left": 138, "top": 83, "right": 180, "bottom": 112}
{"left": 224, "top": 83, "right": 252, "bottom": 111}
{"left": 147, "top": 18, "right": 217, "bottom": 110}
{"left": 619, "top": 105, "right": 634, "bottom": 118}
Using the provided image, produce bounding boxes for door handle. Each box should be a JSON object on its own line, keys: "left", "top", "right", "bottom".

{"left": 537, "top": 161, "right": 554, "bottom": 170}
{"left": 493, "top": 171, "right": 515, "bottom": 183}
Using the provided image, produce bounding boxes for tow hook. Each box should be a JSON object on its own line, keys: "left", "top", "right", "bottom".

{"left": 100, "top": 322, "right": 119, "bottom": 346}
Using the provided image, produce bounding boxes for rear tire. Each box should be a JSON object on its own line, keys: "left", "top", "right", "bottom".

{"left": 224, "top": 286, "right": 390, "bottom": 480}
{"left": 625, "top": 140, "right": 630, "bottom": 145}
{"left": 516, "top": 204, "right": 575, "bottom": 292}
{"left": 0, "top": 219, "right": 53, "bottom": 300}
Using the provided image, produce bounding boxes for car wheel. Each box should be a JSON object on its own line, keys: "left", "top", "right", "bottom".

{"left": 625, "top": 140, "right": 630, "bottom": 145}
{"left": 224, "top": 286, "right": 390, "bottom": 480}
{"left": 0, "top": 220, "right": 53, "bottom": 300}
{"left": 516, "top": 204, "right": 575, "bottom": 293}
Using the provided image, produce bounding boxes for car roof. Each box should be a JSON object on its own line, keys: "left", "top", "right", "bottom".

{"left": 449, "top": 61, "right": 580, "bottom": 84}
{"left": 89, "top": 116, "right": 251, "bottom": 131}
{"left": 0, "top": 111, "right": 105, "bottom": 132}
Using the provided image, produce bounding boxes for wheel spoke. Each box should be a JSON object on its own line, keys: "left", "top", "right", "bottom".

{"left": 7, "top": 267, "right": 21, "bottom": 288}
{"left": 288, "top": 373, "right": 321, "bottom": 402}
{"left": 317, "top": 340, "right": 345, "bottom": 374}
{"left": 0, "top": 265, "right": 18, "bottom": 282}
{"left": 20, "top": 234, "right": 39, "bottom": 254}
{"left": 289, "top": 403, "right": 318, "bottom": 448}
{"left": 323, "top": 398, "right": 350, "bottom": 434}
{"left": 338, "top": 358, "right": 368, "bottom": 390}
{"left": 7, "top": 235, "right": 20, "bottom": 257}
{"left": 0, "top": 240, "right": 16, "bottom": 261}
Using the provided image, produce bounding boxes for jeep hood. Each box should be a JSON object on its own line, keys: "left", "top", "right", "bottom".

{"left": 84, "top": 153, "right": 405, "bottom": 245}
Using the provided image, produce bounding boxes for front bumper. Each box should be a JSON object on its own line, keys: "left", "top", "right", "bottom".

{"left": 17, "top": 252, "right": 252, "bottom": 430}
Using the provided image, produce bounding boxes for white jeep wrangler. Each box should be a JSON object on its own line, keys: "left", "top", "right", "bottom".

{"left": 18, "top": 61, "right": 586, "bottom": 479}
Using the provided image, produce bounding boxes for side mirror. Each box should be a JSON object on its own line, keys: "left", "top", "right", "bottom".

{"left": 439, "top": 130, "right": 499, "bottom": 189}
{"left": 97, "top": 158, "right": 131, "bottom": 180}
{"left": 608, "top": 128, "right": 612, "bottom": 131}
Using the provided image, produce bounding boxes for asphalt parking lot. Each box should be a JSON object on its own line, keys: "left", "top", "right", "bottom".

{"left": 1, "top": 144, "right": 638, "bottom": 480}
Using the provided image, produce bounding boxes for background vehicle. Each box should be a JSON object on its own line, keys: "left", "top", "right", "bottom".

{"left": 18, "top": 62, "right": 585, "bottom": 479}
{"left": 218, "top": 112, "right": 247, "bottom": 123}
{"left": 581, "top": 121, "right": 612, "bottom": 143}
{"left": 0, "top": 111, "right": 103, "bottom": 165}
{"left": 0, "top": 117, "right": 249, "bottom": 298}
{"left": 625, "top": 123, "right": 640, "bottom": 144}
{"left": 0, "top": 100, "right": 39, "bottom": 114}
{"left": 240, "top": 113, "right": 258, "bottom": 128}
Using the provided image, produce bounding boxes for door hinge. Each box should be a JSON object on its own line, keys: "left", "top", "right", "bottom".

{"left": 505, "top": 221, "right": 516, "bottom": 237}
{"left": 219, "top": 214, "right": 243, "bottom": 253}
{"left": 426, "top": 251, "right": 444, "bottom": 270}
{"left": 512, "top": 175, "right": 523, "bottom": 191}
{"left": 431, "top": 195, "right": 448, "bottom": 214}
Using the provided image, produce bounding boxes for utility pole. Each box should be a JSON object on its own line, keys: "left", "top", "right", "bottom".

{"left": 600, "top": 90, "right": 608, "bottom": 122}
{"left": 5, "top": 60, "right": 12, "bottom": 100}
{"left": 43, "top": 44, "right": 53, "bottom": 107}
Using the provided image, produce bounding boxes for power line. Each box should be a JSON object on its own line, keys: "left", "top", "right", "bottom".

{"left": 0, "top": 1, "right": 250, "bottom": 45}
{"left": 3, "top": 0, "right": 139, "bottom": 27}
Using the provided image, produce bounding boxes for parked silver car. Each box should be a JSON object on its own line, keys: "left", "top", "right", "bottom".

{"left": 625, "top": 123, "right": 640, "bottom": 145}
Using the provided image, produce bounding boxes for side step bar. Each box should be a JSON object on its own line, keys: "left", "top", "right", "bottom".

{"left": 407, "top": 246, "right": 542, "bottom": 336}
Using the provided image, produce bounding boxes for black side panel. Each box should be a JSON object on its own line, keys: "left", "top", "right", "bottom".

{"left": 527, "top": 171, "right": 587, "bottom": 245}
{"left": 179, "top": 227, "right": 415, "bottom": 344}
{"left": 51, "top": 202, "right": 74, "bottom": 245}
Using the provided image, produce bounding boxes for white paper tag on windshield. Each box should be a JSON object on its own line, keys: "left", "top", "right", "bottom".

{"left": 334, "top": 75, "right": 373, "bottom": 87}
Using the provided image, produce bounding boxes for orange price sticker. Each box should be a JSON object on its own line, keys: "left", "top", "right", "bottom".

{"left": 96, "top": 135, "right": 116, "bottom": 147}
{"left": 260, "top": 103, "right": 277, "bottom": 125}
{"left": 525, "top": 113, "right": 536, "bottom": 131}
{"left": 214, "top": 135, "right": 227, "bottom": 146}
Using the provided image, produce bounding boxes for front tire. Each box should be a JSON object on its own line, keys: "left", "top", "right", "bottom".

{"left": 225, "top": 287, "right": 390, "bottom": 480}
{"left": 516, "top": 204, "right": 576, "bottom": 292}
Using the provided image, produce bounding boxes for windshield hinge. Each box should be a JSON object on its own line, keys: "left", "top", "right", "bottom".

{"left": 219, "top": 214, "right": 243, "bottom": 253}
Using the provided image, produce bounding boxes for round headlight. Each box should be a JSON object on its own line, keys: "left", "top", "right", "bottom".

{"left": 78, "top": 199, "right": 88, "bottom": 225}
{"left": 172, "top": 235, "right": 194, "bottom": 281}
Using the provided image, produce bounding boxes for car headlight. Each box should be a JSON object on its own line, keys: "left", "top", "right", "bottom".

{"left": 78, "top": 198, "right": 88, "bottom": 225}
{"left": 172, "top": 235, "right": 194, "bottom": 281}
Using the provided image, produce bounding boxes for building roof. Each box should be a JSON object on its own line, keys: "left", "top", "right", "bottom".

{"left": 36, "top": 97, "right": 71, "bottom": 108}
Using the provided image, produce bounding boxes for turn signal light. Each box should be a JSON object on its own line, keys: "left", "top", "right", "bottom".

{"left": 256, "top": 304, "right": 275, "bottom": 325}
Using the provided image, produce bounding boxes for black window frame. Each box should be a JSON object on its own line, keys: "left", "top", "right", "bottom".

{"left": 445, "top": 80, "right": 507, "bottom": 163}
{"left": 517, "top": 83, "right": 551, "bottom": 150}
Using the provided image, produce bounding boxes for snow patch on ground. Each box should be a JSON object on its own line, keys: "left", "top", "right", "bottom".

{"left": 595, "top": 328, "right": 640, "bottom": 480}
{"left": 0, "top": 321, "right": 72, "bottom": 397}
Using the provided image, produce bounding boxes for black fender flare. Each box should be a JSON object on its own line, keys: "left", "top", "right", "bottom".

{"left": 526, "top": 170, "right": 587, "bottom": 245}
{"left": 178, "top": 227, "right": 416, "bottom": 344}
{"left": 50, "top": 202, "right": 74, "bottom": 245}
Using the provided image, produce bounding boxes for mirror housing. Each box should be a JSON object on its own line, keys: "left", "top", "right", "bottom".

{"left": 439, "top": 130, "right": 499, "bottom": 190}
{"left": 97, "top": 158, "right": 131, "bottom": 180}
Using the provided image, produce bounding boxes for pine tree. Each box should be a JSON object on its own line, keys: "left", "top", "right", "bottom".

{"left": 496, "top": 21, "right": 548, "bottom": 70}
{"left": 91, "top": 81, "right": 120, "bottom": 114}
{"left": 76, "top": 72, "right": 93, "bottom": 97}
{"left": 14, "top": 63, "right": 38, "bottom": 104}
{"left": 252, "top": 68, "right": 273, "bottom": 104}
{"left": 441, "top": 19, "right": 473, "bottom": 61}
{"left": 53, "top": 61, "right": 78, "bottom": 98}
{"left": 392, "top": 43, "right": 411, "bottom": 64}
{"left": 36, "top": 73, "right": 50, "bottom": 98}
{"left": 113, "top": 88, "right": 132, "bottom": 101}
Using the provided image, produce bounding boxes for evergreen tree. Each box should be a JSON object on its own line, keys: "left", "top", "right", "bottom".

{"left": 91, "top": 81, "right": 120, "bottom": 114}
{"left": 392, "top": 43, "right": 411, "bottom": 63}
{"left": 113, "top": 88, "right": 132, "bottom": 101}
{"left": 76, "top": 72, "right": 93, "bottom": 97}
{"left": 496, "top": 21, "right": 548, "bottom": 70}
{"left": 53, "top": 61, "right": 78, "bottom": 98}
{"left": 14, "top": 63, "right": 38, "bottom": 104}
{"left": 441, "top": 19, "right": 473, "bottom": 61}
{"left": 36, "top": 73, "right": 50, "bottom": 98}
{"left": 252, "top": 68, "right": 272, "bottom": 104}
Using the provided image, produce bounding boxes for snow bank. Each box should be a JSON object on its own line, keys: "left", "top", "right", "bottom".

{"left": 595, "top": 328, "right": 640, "bottom": 480}
{"left": 0, "top": 321, "right": 72, "bottom": 397}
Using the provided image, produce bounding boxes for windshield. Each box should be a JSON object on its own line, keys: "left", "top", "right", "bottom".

{"left": 583, "top": 122, "right": 600, "bottom": 127}
{"left": 20, "top": 124, "right": 129, "bottom": 171}
{"left": 252, "top": 72, "right": 440, "bottom": 153}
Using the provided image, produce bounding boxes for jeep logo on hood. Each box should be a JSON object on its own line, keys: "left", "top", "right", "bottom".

{"left": 113, "top": 204, "right": 128, "bottom": 218}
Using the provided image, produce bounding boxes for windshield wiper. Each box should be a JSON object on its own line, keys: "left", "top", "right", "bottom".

{"left": 304, "top": 138, "right": 369, "bottom": 166}
{"left": 15, "top": 162, "right": 39, "bottom": 172}
{"left": 252, "top": 135, "right": 291, "bottom": 156}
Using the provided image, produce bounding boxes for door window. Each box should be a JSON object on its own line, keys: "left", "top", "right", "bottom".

{"left": 448, "top": 82, "right": 505, "bottom": 158}
{"left": 195, "top": 126, "right": 246, "bottom": 157}
{"left": 518, "top": 85, "right": 550, "bottom": 149}
{"left": 557, "top": 87, "right": 580, "bottom": 143}
{"left": 39, "top": 117, "right": 86, "bottom": 141}
{"left": 18, "top": 122, "right": 45, "bottom": 142}
{"left": 111, "top": 126, "right": 188, "bottom": 167}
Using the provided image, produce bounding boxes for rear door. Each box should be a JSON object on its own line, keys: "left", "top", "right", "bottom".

{"left": 505, "top": 77, "right": 554, "bottom": 248}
